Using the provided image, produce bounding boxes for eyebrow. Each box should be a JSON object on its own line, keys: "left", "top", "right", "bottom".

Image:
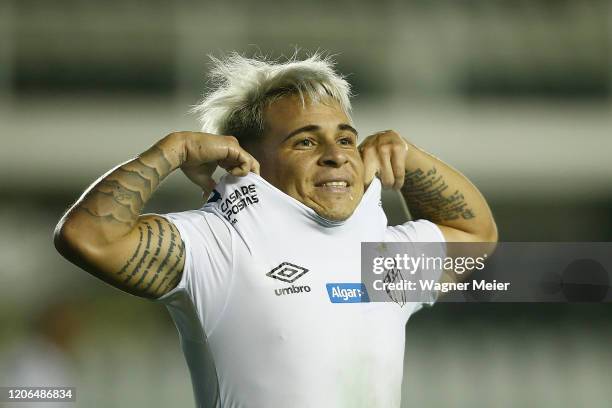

{"left": 282, "top": 123, "right": 359, "bottom": 142}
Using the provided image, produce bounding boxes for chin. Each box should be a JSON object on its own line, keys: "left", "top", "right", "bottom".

{"left": 300, "top": 192, "right": 360, "bottom": 222}
{"left": 316, "top": 207, "right": 354, "bottom": 222}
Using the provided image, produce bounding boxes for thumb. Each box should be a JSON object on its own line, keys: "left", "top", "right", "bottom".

{"left": 181, "top": 162, "right": 216, "bottom": 191}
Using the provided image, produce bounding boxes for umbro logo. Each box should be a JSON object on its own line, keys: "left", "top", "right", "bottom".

{"left": 267, "top": 262, "right": 311, "bottom": 297}
{"left": 266, "top": 262, "right": 309, "bottom": 283}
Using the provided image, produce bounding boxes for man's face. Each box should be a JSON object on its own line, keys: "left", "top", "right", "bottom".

{"left": 256, "top": 94, "right": 365, "bottom": 221}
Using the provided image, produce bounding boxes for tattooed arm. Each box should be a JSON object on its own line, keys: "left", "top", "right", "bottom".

{"left": 54, "top": 132, "right": 259, "bottom": 299}
{"left": 360, "top": 130, "right": 497, "bottom": 244}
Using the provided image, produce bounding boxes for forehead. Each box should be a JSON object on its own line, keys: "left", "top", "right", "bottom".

{"left": 263, "top": 94, "right": 350, "bottom": 137}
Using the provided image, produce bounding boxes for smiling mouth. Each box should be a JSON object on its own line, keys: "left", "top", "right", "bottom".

{"left": 315, "top": 180, "right": 351, "bottom": 193}
{"left": 320, "top": 181, "right": 348, "bottom": 187}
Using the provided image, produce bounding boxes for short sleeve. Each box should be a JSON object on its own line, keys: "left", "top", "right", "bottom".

{"left": 385, "top": 219, "right": 446, "bottom": 313}
{"left": 151, "top": 209, "right": 233, "bottom": 336}
{"left": 386, "top": 219, "right": 446, "bottom": 245}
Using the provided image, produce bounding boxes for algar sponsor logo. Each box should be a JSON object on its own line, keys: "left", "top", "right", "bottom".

{"left": 326, "top": 283, "right": 370, "bottom": 303}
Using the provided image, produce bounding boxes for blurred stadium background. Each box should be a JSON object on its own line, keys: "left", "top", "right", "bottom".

{"left": 1, "top": 0, "right": 611, "bottom": 407}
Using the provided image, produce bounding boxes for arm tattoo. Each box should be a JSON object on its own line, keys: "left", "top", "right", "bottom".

{"left": 123, "top": 222, "right": 153, "bottom": 284}
{"left": 142, "top": 220, "right": 178, "bottom": 291}
{"left": 66, "top": 142, "right": 185, "bottom": 297}
{"left": 154, "top": 238, "right": 185, "bottom": 294}
{"left": 116, "top": 218, "right": 185, "bottom": 297}
{"left": 117, "top": 225, "right": 144, "bottom": 276}
{"left": 78, "top": 146, "right": 173, "bottom": 229}
{"left": 402, "top": 166, "right": 476, "bottom": 222}
{"left": 76, "top": 206, "right": 133, "bottom": 227}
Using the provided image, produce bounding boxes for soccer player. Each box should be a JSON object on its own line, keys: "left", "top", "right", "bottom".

{"left": 54, "top": 53, "right": 497, "bottom": 407}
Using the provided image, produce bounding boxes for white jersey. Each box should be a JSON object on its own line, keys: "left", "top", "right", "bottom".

{"left": 154, "top": 173, "right": 445, "bottom": 408}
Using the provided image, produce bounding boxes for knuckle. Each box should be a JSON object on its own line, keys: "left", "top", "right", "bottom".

{"left": 392, "top": 142, "right": 407, "bottom": 152}
{"left": 363, "top": 135, "right": 376, "bottom": 144}
{"left": 167, "top": 131, "right": 190, "bottom": 141}
{"left": 385, "top": 132, "right": 400, "bottom": 142}
{"left": 225, "top": 135, "right": 239, "bottom": 144}
{"left": 378, "top": 143, "right": 392, "bottom": 153}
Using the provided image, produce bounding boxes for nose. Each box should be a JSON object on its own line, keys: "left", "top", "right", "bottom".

{"left": 317, "top": 142, "right": 348, "bottom": 168}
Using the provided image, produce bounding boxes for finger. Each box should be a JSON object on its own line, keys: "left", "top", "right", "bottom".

{"left": 221, "top": 146, "right": 251, "bottom": 176}
{"left": 377, "top": 147, "right": 395, "bottom": 189}
{"left": 229, "top": 147, "right": 261, "bottom": 176}
{"left": 181, "top": 162, "right": 217, "bottom": 190}
{"left": 390, "top": 146, "right": 407, "bottom": 190}
{"left": 357, "top": 135, "right": 374, "bottom": 152}
{"left": 360, "top": 146, "right": 379, "bottom": 187}
{"left": 236, "top": 153, "right": 251, "bottom": 175}
{"left": 243, "top": 152, "right": 260, "bottom": 175}
{"left": 251, "top": 156, "right": 261, "bottom": 175}
{"left": 228, "top": 161, "right": 250, "bottom": 176}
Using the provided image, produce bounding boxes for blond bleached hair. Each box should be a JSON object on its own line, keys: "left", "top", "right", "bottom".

{"left": 191, "top": 52, "right": 352, "bottom": 144}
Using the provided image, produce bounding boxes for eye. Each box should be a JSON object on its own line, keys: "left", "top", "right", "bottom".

{"left": 295, "top": 138, "right": 314, "bottom": 147}
{"left": 338, "top": 137, "right": 355, "bottom": 146}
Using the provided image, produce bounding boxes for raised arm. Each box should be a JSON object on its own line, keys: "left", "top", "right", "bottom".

{"left": 54, "top": 132, "right": 259, "bottom": 299}
{"left": 360, "top": 130, "right": 498, "bottom": 245}
{"left": 401, "top": 145, "right": 497, "bottom": 245}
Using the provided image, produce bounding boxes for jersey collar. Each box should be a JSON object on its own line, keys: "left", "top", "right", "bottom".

{"left": 213, "top": 172, "right": 382, "bottom": 228}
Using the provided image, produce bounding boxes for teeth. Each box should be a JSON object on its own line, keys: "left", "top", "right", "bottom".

{"left": 322, "top": 181, "right": 348, "bottom": 187}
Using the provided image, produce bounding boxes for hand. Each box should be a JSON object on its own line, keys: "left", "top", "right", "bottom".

{"left": 358, "top": 130, "right": 410, "bottom": 190}
{"left": 165, "top": 131, "right": 260, "bottom": 197}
